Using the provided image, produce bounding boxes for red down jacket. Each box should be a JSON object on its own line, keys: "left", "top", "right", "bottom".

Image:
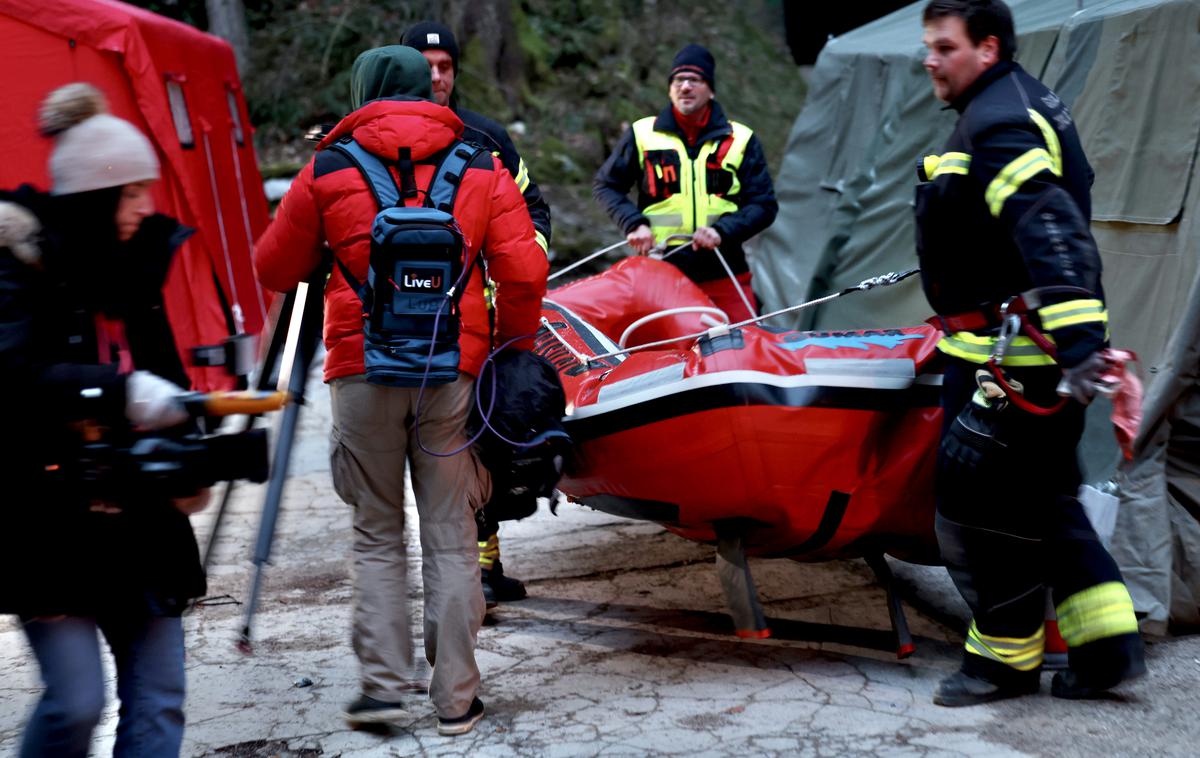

{"left": 254, "top": 98, "right": 548, "bottom": 381}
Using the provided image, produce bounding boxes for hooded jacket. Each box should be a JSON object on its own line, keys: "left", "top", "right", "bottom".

{"left": 349, "top": 46, "right": 552, "bottom": 251}
{"left": 0, "top": 186, "right": 205, "bottom": 617}
{"left": 254, "top": 50, "right": 547, "bottom": 382}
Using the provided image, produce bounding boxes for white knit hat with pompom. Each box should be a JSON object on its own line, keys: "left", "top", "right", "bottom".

{"left": 39, "top": 82, "right": 159, "bottom": 195}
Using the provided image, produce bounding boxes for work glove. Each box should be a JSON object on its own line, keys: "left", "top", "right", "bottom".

{"left": 940, "top": 370, "right": 1019, "bottom": 477}
{"left": 1056, "top": 351, "right": 1114, "bottom": 405}
{"left": 125, "top": 370, "right": 189, "bottom": 430}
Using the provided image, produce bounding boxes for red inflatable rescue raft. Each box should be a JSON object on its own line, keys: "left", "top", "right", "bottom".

{"left": 537, "top": 257, "right": 943, "bottom": 564}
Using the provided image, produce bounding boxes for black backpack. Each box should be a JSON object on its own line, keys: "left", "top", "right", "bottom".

{"left": 469, "top": 350, "right": 571, "bottom": 521}
{"left": 327, "top": 137, "right": 486, "bottom": 387}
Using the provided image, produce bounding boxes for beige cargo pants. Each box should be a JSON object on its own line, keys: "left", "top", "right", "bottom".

{"left": 330, "top": 374, "right": 489, "bottom": 719}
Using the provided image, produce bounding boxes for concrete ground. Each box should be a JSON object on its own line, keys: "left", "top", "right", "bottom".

{"left": 2, "top": 364, "right": 1198, "bottom": 757}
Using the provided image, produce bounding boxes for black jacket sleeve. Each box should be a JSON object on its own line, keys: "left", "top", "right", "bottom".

{"left": 490, "top": 127, "right": 553, "bottom": 250}
{"left": 593, "top": 128, "right": 650, "bottom": 235}
{"left": 711, "top": 134, "right": 778, "bottom": 245}
{"left": 459, "top": 111, "right": 552, "bottom": 250}
{"left": 971, "top": 121, "right": 1106, "bottom": 367}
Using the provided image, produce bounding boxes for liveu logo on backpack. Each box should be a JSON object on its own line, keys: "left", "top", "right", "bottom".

{"left": 329, "top": 138, "right": 484, "bottom": 387}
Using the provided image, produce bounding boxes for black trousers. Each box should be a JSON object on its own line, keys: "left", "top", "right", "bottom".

{"left": 935, "top": 359, "right": 1131, "bottom": 664}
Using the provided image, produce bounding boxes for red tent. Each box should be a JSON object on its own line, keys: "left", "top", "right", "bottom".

{"left": 0, "top": 0, "right": 270, "bottom": 390}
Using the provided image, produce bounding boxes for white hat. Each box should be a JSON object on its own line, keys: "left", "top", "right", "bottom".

{"left": 39, "top": 83, "right": 160, "bottom": 196}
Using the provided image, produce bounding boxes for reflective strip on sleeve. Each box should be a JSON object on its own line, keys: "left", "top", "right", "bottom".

{"left": 1027, "top": 109, "right": 1063, "bottom": 175}
{"left": 1056, "top": 582, "right": 1139, "bottom": 647}
{"left": 937, "top": 331, "right": 1058, "bottom": 366}
{"left": 985, "top": 148, "right": 1058, "bottom": 217}
{"left": 515, "top": 158, "right": 531, "bottom": 193}
{"left": 933, "top": 151, "right": 971, "bottom": 178}
{"left": 1038, "top": 299, "right": 1107, "bottom": 331}
{"left": 534, "top": 230, "right": 549, "bottom": 256}
{"left": 965, "top": 620, "right": 1045, "bottom": 671}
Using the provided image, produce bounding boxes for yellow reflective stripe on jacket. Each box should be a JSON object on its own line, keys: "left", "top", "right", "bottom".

{"left": 478, "top": 533, "right": 500, "bottom": 568}
{"left": 1038, "top": 299, "right": 1107, "bottom": 331}
{"left": 937, "top": 331, "right": 1058, "bottom": 366}
{"left": 934, "top": 151, "right": 972, "bottom": 178}
{"left": 515, "top": 157, "right": 531, "bottom": 193}
{"left": 1056, "top": 582, "right": 1138, "bottom": 647}
{"left": 986, "top": 148, "right": 1058, "bottom": 217}
{"left": 534, "top": 229, "right": 548, "bottom": 256}
{"left": 632, "top": 116, "right": 753, "bottom": 243}
{"left": 982, "top": 109, "right": 1063, "bottom": 218}
{"left": 965, "top": 620, "right": 1045, "bottom": 671}
{"left": 1027, "top": 109, "right": 1063, "bottom": 175}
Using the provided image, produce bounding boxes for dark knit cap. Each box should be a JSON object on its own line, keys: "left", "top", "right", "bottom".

{"left": 669, "top": 44, "right": 716, "bottom": 91}
{"left": 402, "top": 21, "right": 460, "bottom": 73}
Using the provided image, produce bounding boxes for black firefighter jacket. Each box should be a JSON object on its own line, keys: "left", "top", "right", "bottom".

{"left": 915, "top": 60, "right": 1107, "bottom": 369}
{"left": 456, "top": 105, "right": 553, "bottom": 252}
{"left": 593, "top": 101, "right": 778, "bottom": 283}
{"left": 0, "top": 186, "right": 205, "bottom": 618}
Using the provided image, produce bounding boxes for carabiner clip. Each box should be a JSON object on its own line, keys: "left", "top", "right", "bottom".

{"left": 991, "top": 297, "right": 1022, "bottom": 365}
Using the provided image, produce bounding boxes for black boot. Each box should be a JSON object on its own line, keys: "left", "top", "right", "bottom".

{"left": 483, "top": 559, "right": 527, "bottom": 602}
{"left": 933, "top": 657, "right": 1040, "bottom": 707}
{"left": 1051, "top": 632, "right": 1145, "bottom": 699}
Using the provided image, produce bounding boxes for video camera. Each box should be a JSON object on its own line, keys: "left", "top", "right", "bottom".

{"left": 72, "top": 335, "right": 284, "bottom": 502}
{"left": 76, "top": 428, "right": 269, "bottom": 501}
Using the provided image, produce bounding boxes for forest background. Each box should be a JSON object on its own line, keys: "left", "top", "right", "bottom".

{"left": 142, "top": 0, "right": 808, "bottom": 263}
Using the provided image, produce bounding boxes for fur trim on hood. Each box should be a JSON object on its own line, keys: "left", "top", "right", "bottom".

{"left": 0, "top": 201, "right": 42, "bottom": 266}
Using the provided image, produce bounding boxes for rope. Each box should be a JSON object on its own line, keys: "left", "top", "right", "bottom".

{"left": 711, "top": 246, "right": 757, "bottom": 320}
{"left": 202, "top": 129, "right": 244, "bottom": 334}
{"left": 548, "top": 239, "right": 628, "bottom": 282}
{"left": 574, "top": 268, "right": 921, "bottom": 364}
{"left": 658, "top": 236, "right": 754, "bottom": 319}
{"left": 539, "top": 317, "right": 593, "bottom": 365}
{"left": 228, "top": 129, "right": 269, "bottom": 329}
{"left": 655, "top": 240, "right": 696, "bottom": 260}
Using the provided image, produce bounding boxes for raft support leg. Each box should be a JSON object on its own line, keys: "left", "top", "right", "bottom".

{"left": 715, "top": 535, "right": 770, "bottom": 639}
{"left": 864, "top": 553, "right": 915, "bottom": 659}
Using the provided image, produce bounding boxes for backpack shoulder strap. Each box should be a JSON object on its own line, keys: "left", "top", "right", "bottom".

{"left": 324, "top": 138, "right": 403, "bottom": 301}
{"left": 326, "top": 138, "right": 402, "bottom": 209}
{"left": 427, "top": 140, "right": 488, "bottom": 213}
{"left": 333, "top": 255, "right": 369, "bottom": 304}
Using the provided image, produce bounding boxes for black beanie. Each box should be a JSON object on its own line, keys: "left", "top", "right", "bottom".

{"left": 402, "top": 21, "right": 460, "bottom": 73}
{"left": 669, "top": 44, "right": 716, "bottom": 91}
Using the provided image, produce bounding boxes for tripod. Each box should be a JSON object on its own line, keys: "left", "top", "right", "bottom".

{"left": 195, "top": 267, "right": 326, "bottom": 653}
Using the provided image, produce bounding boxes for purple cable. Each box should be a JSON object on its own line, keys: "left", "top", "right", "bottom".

{"left": 412, "top": 258, "right": 540, "bottom": 457}
{"left": 415, "top": 326, "right": 541, "bottom": 457}
{"left": 472, "top": 333, "right": 550, "bottom": 449}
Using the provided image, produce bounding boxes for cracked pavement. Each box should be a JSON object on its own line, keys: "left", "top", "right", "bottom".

{"left": 2, "top": 360, "right": 1199, "bottom": 756}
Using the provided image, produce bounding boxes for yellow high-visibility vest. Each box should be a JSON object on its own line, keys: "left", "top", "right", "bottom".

{"left": 632, "top": 116, "right": 753, "bottom": 243}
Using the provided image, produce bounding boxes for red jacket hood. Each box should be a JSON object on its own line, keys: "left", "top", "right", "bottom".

{"left": 319, "top": 99, "right": 464, "bottom": 161}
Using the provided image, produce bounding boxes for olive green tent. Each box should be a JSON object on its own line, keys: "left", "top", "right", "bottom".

{"left": 751, "top": 0, "right": 1200, "bottom": 634}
